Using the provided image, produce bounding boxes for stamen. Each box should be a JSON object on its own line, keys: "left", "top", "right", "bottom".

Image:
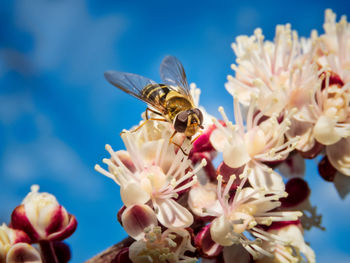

{"left": 102, "top": 158, "right": 131, "bottom": 184}
{"left": 251, "top": 243, "right": 274, "bottom": 258}
{"left": 174, "top": 176, "right": 198, "bottom": 193}
{"left": 247, "top": 195, "right": 281, "bottom": 205}
{"left": 223, "top": 175, "right": 236, "bottom": 197}
{"left": 251, "top": 227, "right": 288, "bottom": 244}
{"left": 172, "top": 159, "right": 206, "bottom": 188}
{"left": 233, "top": 98, "right": 245, "bottom": 136}
{"left": 235, "top": 188, "right": 262, "bottom": 207}
{"left": 120, "top": 134, "right": 144, "bottom": 171}
{"left": 276, "top": 246, "right": 298, "bottom": 262}
{"left": 255, "top": 213, "right": 301, "bottom": 222}
{"left": 247, "top": 94, "right": 258, "bottom": 130}
{"left": 216, "top": 175, "right": 228, "bottom": 211}
{"left": 212, "top": 118, "right": 231, "bottom": 144}
{"left": 244, "top": 244, "right": 260, "bottom": 259}
{"left": 94, "top": 164, "right": 121, "bottom": 185}
{"left": 167, "top": 155, "right": 187, "bottom": 180}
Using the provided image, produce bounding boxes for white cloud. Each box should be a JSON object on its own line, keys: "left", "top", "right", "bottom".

{"left": 14, "top": 0, "right": 128, "bottom": 83}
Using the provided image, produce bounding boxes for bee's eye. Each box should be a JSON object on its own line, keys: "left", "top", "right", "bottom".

{"left": 174, "top": 112, "right": 189, "bottom": 132}
{"left": 193, "top": 108, "right": 203, "bottom": 125}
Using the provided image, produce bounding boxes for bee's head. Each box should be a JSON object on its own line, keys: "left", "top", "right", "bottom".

{"left": 174, "top": 108, "right": 203, "bottom": 137}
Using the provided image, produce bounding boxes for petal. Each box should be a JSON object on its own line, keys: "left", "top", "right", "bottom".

{"left": 120, "top": 182, "right": 151, "bottom": 207}
{"left": 327, "top": 137, "right": 350, "bottom": 176}
{"left": 153, "top": 199, "right": 193, "bottom": 228}
{"left": 235, "top": 187, "right": 260, "bottom": 202}
{"left": 6, "top": 243, "right": 42, "bottom": 263}
{"left": 115, "top": 150, "right": 136, "bottom": 173}
{"left": 287, "top": 119, "right": 316, "bottom": 152}
{"left": 46, "top": 214, "right": 78, "bottom": 241}
{"left": 210, "top": 216, "right": 233, "bottom": 246}
{"left": 44, "top": 206, "right": 68, "bottom": 237}
{"left": 223, "top": 142, "right": 250, "bottom": 169}
{"left": 299, "top": 141, "right": 324, "bottom": 159}
{"left": 313, "top": 115, "right": 342, "bottom": 145}
{"left": 191, "top": 124, "right": 216, "bottom": 154}
{"left": 188, "top": 183, "right": 222, "bottom": 217}
{"left": 195, "top": 224, "right": 223, "bottom": 257}
{"left": 217, "top": 162, "right": 244, "bottom": 187}
{"left": 121, "top": 205, "right": 158, "bottom": 240}
{"left": 11, "top": 229, "right": 31, "bottom": 245}
{"left": 271, "top": 224, "right": 315, "bottom": 263}
{"left": 210, "top": 129, "right": 228, "bottom": 152}
{"left": 11, "top": 205, "right": 39, "bottom": 242}
{"left": 248, "top": 163, "right": 285, "bottom": 191}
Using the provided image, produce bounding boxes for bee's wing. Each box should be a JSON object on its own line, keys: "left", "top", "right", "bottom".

{"left": 104, "top": 71, "right": 166, "bottom": 113}
{"left": 159, "top": 56, "right": 193, "bottom": 102}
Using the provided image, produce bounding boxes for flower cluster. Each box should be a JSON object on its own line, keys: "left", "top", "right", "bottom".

{"left": 227, "top": 9, "right": 350, "bottom": 179}
{"left": 0, "top": 185, "right": 77, "bottom": 263}
{"left": 95, "top": 9, "right": 350, "bottom": 263}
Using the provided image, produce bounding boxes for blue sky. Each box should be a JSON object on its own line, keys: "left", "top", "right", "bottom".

{"left": 1, "top": 0, "right": 350, "bottom": 262}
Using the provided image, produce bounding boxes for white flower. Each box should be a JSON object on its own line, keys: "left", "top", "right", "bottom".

{"left": 188, "top": 182, "right": 222, "bottom": 217}
{"left": 210, "top": 101, "right": 298, "bottom": 191}
{"left": 286, "top": 70, "right": 350, "bottom": 175}
{"left": 129, "top": 226, "right": 196, "bottom": 263}
{"left": 226, "top": 24, "right": 318, "bottom": 117}
{"left": 209, "top": 172, "right": 302, "bottom": 259}
{"left": 95, "top": 121, "right": 206, "bottom": 237}
{"left": 256, "top": 223, "right": 315, "bottom": 263}
{"left": 317, "top": 9, "right": 350, "bottom": 84}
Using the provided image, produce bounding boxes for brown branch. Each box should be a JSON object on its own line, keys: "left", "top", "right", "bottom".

{"left": 84, "top": 237, "right": 134, "bottom": 263}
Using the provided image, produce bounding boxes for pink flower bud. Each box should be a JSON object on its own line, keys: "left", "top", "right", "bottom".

{"left": 11, "top": 185, "right": 77, "bottom": 242}
{"left": 0, "top": 224, "right": 38, "bottom": 263}
{"left": 280, "top": 178, "right": 310, "bottom": 208}
{"left": 318, "top": 155, "right": 337, "bottom": 182}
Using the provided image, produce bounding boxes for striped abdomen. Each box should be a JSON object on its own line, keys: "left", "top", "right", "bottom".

{"left": 141, "top": 84, "right": 171, "bottom": 107}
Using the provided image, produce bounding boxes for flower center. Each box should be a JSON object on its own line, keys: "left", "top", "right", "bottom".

{"left": 140, "top": 166, "right": 168, "bottom": 195}
{"left": 244, "top": 128, "right": 267, "bottom": 157}
{"left": 323, "top": 87, "right": 348, "bottom": 121}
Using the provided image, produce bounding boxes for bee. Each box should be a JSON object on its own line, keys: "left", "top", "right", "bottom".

{"left": 104, "top": 56, "right": 204, "bottom": 152}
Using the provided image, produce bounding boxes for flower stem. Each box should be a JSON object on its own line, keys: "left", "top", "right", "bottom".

{"left": 39, "top": 240, "right": 59, "bottom": 263}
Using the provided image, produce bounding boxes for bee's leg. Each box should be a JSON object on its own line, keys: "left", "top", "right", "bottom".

{"left": 169, "top": 131, "right": 188, "bottom": 156}
{"left": 145, "top": 108, "right": 163, "bottom": 120}
{"left": 121, "top": 120, "right": 148, "bottom": 135}
{"left": 190, "top": 130, "right": 203, "bottom": 144}
{"left": 123, "top": 117, "right": 168, "bottom": 135}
